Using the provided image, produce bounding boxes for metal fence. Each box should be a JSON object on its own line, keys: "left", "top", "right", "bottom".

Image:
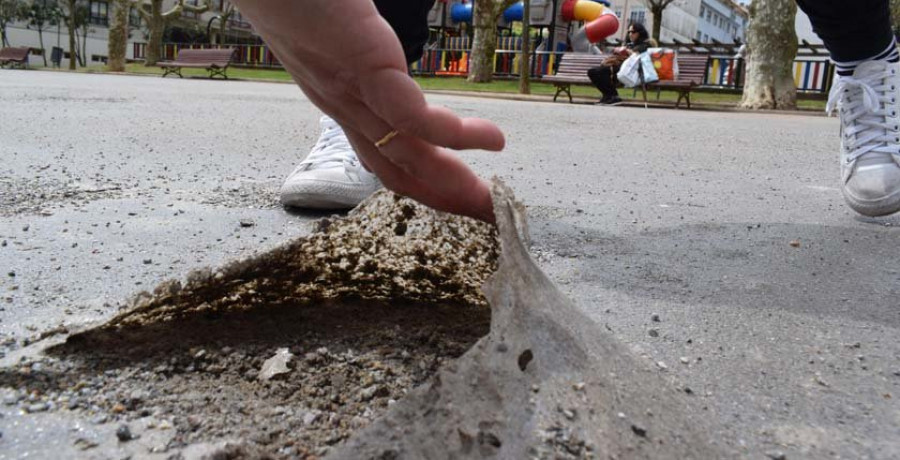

{"left": 135, "top": 41, "right": 836, "bottom": 94}
{"left": 701, "top": 56, "right": 833, "bottom": 93}
{"left": 133, "top": 43, "right": 281, "bottom": 67}
{"left": 410, "top": 49, "right": 559, "bottom": 78}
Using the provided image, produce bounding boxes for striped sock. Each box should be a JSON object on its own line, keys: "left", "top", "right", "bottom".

{"left": 834, "top": 39, "right": 900, "bottom": 76}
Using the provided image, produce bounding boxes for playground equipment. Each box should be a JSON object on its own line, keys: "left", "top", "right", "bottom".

{"left": 421, "top": 0, "right": 620, "bottom": 76}
{"left": 449, "top": 2, "right": 472, "bottom": 23}
{"left": 445, "top": 1, "right": 545, "bottom": 25}
{"left": 435, "top": 0, "right": 616, "bottom": 45}
{"left": 561, "top": 0, "right": 619, "bottom": 45}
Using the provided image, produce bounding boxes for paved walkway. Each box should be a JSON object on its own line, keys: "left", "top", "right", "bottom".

{"left": 1, "top": 70, "right": 899, "bottom": 459}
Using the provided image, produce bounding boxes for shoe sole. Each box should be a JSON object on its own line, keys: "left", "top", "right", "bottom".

{"left": 280, "top": 182, "right": 381, "bottom": 210}
{"left": 280, "top": 192, "right": 360, "bottom": 210}
{"left": 843, "top": 187, "right": 900, "bottom": 217}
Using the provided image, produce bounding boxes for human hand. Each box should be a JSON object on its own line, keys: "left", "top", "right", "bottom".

{"left": 232, "top": 0, "right": 505, "bottom": 223}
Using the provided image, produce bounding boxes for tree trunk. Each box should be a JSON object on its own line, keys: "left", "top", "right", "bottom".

{"left": 37, "top": 26, "right": 46, "bottom": 66}
{"left": 108, "top": 0, "right": 128, "bottom": 71}
{"left": 468, "top": 0, "right": 505, "bottom": 83}
{"left": 67, "top": 0, "right": 76, "bottom": 70}
{"left": 79, "top": 23, "right": 87, "bottom": 66}
{"left": 142, "top": 0, "right": 203, "bottom": 65}
{"left": 740, "top": 0, "right": 797, "bottom": 109}
{"left": 650, "top": 5, "right": 663, "bottom": 41}
{"left": 218, "top": 17, "right": 228, "bottom": 44}
{"left": 218, "top": 5, "right": 234, "bottom": 45}
{"left": 74, "top": 26, "right": 81, "bottom": 65}
{"left": 519, "top": 0, "right": 530, "bottom": 94}
{"left": 145, "top": 0, "right": 165, "bottom": 66}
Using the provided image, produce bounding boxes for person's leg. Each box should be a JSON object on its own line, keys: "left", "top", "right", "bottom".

{"left": 796, "top": 0, "right": 896, "bottom": 75}
{"left": 800, "top": 0, "right": 900, "bottom": 216}
{"left": 588, "top": 66, "right": 611, "bottom": 100}
{"left": 375, "top": 0, "right": 436, "bottom": 65}
{"left": 588, "top": 66, "right": 621, "bottom": 104}
{"left": 601, "top": 66, "right": 622, "bottom": 104}
{"left": 280, "top": 0, "right": 436, "bottom": 209}
{"left": 606, "top": 66, "right": 620, "bottom": 99}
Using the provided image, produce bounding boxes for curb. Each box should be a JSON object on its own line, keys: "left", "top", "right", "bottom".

{"left": 24, "top": 67, "right": 829, "bottom": 117}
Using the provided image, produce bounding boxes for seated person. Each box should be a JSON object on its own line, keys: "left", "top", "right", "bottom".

{"left": 587, "top": 22, "right": 652, "bottom": 105}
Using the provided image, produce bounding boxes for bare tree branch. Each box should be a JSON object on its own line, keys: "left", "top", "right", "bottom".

{"left": 130, "top": 0, "right": 151, "bottom": 22}
{"left": 180, "top": 0, "right": 210, "bottom": 15}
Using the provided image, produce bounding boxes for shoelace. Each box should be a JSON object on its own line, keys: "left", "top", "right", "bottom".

{"left": 300, "top": 119, "right": 356, "bottom": 170}
{"left": 826, "top": 66, "right": 899, "bottom": 164}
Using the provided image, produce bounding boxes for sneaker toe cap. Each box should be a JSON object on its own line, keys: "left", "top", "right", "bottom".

{"left": 280, "top": 171, "right": 380, "bottom": 209}
{"left": 843, "top": 164, "right": 900, "bottom": 216}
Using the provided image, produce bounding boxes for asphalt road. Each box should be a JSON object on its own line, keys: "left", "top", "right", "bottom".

{"left": 2, "top": 70, "right": 899, "bottom": 459}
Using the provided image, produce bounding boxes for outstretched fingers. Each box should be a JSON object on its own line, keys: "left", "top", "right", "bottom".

{"left": 360, "top": 68, "right": 505, "bottom": 152}
{"left": 343, "top": 127, "right": 495, "bottom": 223}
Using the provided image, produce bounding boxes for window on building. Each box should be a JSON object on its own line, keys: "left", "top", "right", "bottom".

{"left": 696, "top": 30, "right": 702, "bottom": 41}
{"left": 629, "top": 9, "right": 646, "bottom": 27}
{"left": 699, "top": 6, "right": 705, "bottom": 17}
{"left": 129, "top": 7, "right": 142, "bottom": 27}
{"left": 706, "top": 10, "right": 711, "bottom": 21}
{"left": 703, "top": 33, "right": 708, "bottom": 42}
{"left": 89, "top": 1, "right": 109, "bottom": 26}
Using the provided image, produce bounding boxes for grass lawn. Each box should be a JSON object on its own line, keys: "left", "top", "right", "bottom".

{"left": 414, "top": 76, "right": 828, "bottom": 111}
{"left": 67, "top": 63, "right": 826, "bottom": 111}
{"left": 79, "top": 63, "right": 297, "bottom": 81}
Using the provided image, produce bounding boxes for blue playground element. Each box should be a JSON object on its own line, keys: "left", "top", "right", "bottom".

{"left": 503, "top": 3, "right": 524, "bottom": 22}
{"left": 450, "top": 3, "right": 472, "bottom": 23}
{"left": 454, "top": 1, "right": 566, "bottom": 24}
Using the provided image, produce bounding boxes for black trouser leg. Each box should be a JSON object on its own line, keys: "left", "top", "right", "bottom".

{"left": 374, "top": 0, "right": 436, "bottom": 65}
{"left": 588, "top": 66, "right": 618, "bottom": 98}
{"left": 795, "top": 0, "right": 893, "bottom": 63}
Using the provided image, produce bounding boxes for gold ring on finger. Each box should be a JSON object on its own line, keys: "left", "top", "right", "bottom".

{"left": 375, "top": 130, "right": 400, "bottom": 148}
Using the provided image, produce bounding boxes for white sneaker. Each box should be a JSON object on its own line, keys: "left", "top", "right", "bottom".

{"left": 827, "top": 60, "right": 900, "bottom": 217}
{"left": 280, "top": 116, "right": 382, "bottom": 209}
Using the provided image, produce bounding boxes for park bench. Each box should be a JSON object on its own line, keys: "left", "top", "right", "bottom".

{"left": 156, "top": 48, "right": 236, "bottom": 79}
{"left": 0, "top": 47, "right": 30, "bottom": 69}
{"left": 542, "top": 53, "right": 606, "bottom": 103}
{"left": 542, "top": 52, "right": 710, "bottom": 109}
{"left": 644, "top": 54, "right": 709, "bottom": 109}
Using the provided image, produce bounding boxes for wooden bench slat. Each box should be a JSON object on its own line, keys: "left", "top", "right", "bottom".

{"left": 0, "top": 47, "right": 30, "bottom": 68}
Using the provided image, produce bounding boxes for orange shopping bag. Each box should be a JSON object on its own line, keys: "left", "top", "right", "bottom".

{"left": 649, "top": 48, "right": 678, "bottom": 81}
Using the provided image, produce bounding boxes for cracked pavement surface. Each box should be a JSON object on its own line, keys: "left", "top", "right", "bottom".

{"left": 1, "top": 70, "right": 899, "bottom": 459}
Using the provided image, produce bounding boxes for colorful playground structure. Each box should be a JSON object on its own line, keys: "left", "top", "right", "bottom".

{"left": 132, "top": 0, "right": 837, "bottom": 95}
{"left": 421, "top": 0, "right": 619, "bottom": 76}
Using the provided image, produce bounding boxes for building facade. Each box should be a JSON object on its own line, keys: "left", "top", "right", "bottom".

{"left": 695, "top": 0, "right": 748, "bottom": 43}
{"left": 607, "top": 0, "right": 747, "bottom": 44}
{"left": 4, "top": 0, "right": 253, "bottom": 68}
